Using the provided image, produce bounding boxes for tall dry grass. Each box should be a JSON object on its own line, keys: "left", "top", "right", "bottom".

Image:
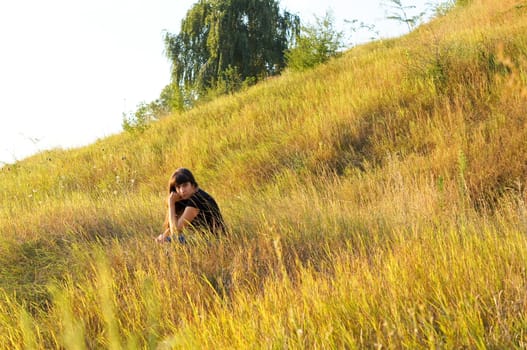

{"left": 1, "top": 0, "right": 527, "bottom": 348}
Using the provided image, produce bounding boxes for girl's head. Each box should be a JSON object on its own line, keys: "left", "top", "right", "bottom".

{"left": 168, "top": 168, "right": 198, "bottom": 193}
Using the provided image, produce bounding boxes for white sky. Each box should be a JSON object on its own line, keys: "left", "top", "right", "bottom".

{"left": 0, "top": 0, "right": 441, "bottom": 164}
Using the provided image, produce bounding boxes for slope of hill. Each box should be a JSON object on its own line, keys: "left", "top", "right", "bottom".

{"left": 1, "top": 0, "right": 527, "bottom": 348}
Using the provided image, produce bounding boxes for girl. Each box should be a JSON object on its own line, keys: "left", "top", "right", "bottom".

{"left": 156, "top": 168, "right": 225, "bottom": 243}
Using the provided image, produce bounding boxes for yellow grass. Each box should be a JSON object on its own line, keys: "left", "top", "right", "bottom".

{"left": 1, "top": 0, "right": 527, "bottom": 348}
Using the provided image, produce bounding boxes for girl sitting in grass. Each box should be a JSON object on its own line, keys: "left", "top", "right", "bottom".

{"left": 156, "top": 167, "right": 226, "bottom": 243}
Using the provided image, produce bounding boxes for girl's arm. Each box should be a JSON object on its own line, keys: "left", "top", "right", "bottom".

{"left": 156, "top": 192, "right": 182, "bottom": 242}
{"left": 167, "top": 193, "right": 178, "bottom": 235}
{"left": 157, "top": 205, "right": 200, "bottom": 242}
{"left": 167, "top": 192, "right": 200, "bottom": 233}
{"left": 174, "top": 206, "right": 199, "bottom": 233}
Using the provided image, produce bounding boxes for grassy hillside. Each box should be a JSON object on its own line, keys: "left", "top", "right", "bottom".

{"left": 1, "top": 0, "right": 527, "bottom": 348}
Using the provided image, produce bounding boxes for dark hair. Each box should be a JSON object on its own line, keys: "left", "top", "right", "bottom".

{"left": 168, "top": 167, "right": 198, "bottom": 193}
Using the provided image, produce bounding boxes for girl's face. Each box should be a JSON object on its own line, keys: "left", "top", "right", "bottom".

{"left": 176, "top": 182, "right": 195, "bottom": 200}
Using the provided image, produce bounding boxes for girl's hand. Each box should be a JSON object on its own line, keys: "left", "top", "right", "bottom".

{"left": 155, "top": 228, "right": 171, "bottom": 243}
{"left": 168, "top": 191, "right": 181, "bottom": 205}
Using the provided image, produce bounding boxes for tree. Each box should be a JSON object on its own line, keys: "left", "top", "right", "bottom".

{"left": 122, "top": 102, "right": 153, "bottom": 134}
{"left": 432, "top": 0, "right": 457, "bottom": 17}
{"left": 164, "top": 0, "right": 300, "bottom": 100}
{"left": 121, "top": 82, "right": 184, "bottom": 133}
{"left": 384, "top": 0, "right": 425, "bottom": 33}
{"left": 285, "top": 12, "right": 344, "bottom": 72}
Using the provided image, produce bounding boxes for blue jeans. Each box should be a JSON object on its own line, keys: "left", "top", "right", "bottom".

{"left": 165, "top": 234, "right": 186, "bottom": 244}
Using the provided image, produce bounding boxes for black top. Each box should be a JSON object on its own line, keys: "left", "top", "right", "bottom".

{"left": 175, "top": 188, "right": 226, "bottom": 235}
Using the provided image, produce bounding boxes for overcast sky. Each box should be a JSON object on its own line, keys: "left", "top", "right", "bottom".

{"left": 0, "top": 0, "right": 441, "bottom": 164}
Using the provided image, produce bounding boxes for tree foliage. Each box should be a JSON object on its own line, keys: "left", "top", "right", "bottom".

{"left": 164, "top": 0, "right": 300, "bottom": 98}
{"left": 285, "top": 12, "right": 344, "bottom": 72}
{"left": 384, "top": 0, "right": 425, "bottom": 33}
{"left": 432, "top": 1, "right": 457, "bottom": 17}
{"left": 122, "top": 82, "right": 184, "bottom": 133}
